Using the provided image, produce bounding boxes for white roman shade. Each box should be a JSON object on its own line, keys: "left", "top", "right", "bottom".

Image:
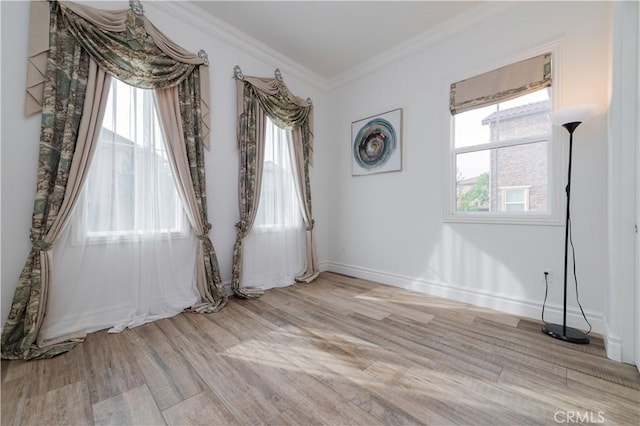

{"left": 450, "top": 52, "right": 551, "bottom": 115}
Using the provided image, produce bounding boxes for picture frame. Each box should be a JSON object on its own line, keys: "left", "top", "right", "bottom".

{"left": 351, "top": 108, "right": 402, "bottom": 176}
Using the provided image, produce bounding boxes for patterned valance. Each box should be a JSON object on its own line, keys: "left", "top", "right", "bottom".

{"left": 237, "top": 76, "right": 314, "bottom": 164}
{"left": 25, "top": 0, "right": 211, "bottom": 148}
{"left": 450, "top": 53, "right": 551, "bottom": 115}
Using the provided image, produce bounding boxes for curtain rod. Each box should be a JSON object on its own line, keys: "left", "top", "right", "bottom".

{"left": 129, "top": 1, "right": 208, "bottom": 65}
{"left": 129, "top": 0, "right": 143, "bottom": 16}
{"left": 233, "top": 65, "right": 313, "bottom": 105}
{"left": 233, "top": 66, "right": 283, "bottom": 82}
{"left": 197, "top": 50, "right": 209, "bottom": 66}
{"left": 233, "top": 65, "right": 244, "bottom": 80}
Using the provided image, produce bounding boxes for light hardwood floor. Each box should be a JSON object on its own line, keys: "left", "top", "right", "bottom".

{"left": 2, "top": 272, "right": 639, "bottom": 425}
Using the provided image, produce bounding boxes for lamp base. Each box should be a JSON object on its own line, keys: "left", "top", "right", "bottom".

{"left": 542, "top": 323, "right": 589, "bottom": 344}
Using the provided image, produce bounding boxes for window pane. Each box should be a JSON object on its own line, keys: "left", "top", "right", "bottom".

{"left": 454, "top": 88, "right": 550, "bottom": 148}
{"left": 454, "top": 104, "right": 493, "bottom": 148}
{"left": 456, "top": 142, "right": 547, "bottom": 213}
{"left": 495, "top": 142, "right": 547, "bottom": 212}
{"left": 505, "top": 189, "right": 525, "bottom": 203}
{"left": 254, "top": 118, "right": 303, "bottom": 230}
{"left": 456, "top": 150, "right": 490, "bottom": 212}
{"left": 489, "top": 90, "right": 551, "bottom": 142}
{"left": 505, "top": 203, "right": 525, "bottom": 212}
{"left": 84, "top": 79, "right": 184, "bottom": 238}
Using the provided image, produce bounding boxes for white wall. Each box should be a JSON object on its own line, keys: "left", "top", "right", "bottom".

{"left": 0, "top": 1, "right": 330, "bottom": 327}
{"left": 637, "top": 0, "right": 640, "bottom": 371}
{"left": 327, "top": 2, "right": 612, "bottom": 334}
{"left": 637, "top": 0, "right": 640, "bottom": 373}
{"left": 606, "top": 0, "right": 638, "bottom": 365}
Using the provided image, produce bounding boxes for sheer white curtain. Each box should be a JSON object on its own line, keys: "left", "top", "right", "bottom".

{"left": 242, "top": 117, "right": 306, "bottom": 290}
{"left": 40, "top": 79, "right": 199, "bottom": 340}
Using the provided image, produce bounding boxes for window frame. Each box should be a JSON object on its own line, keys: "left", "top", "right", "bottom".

{"left": 444, "top": 41, "right": 564, "bottom": 226}
{"left": 73, "top": 80, "right": 189, "bottom": 245}
{"left": 252, "top": 116, "right": 304, "bottom": 234}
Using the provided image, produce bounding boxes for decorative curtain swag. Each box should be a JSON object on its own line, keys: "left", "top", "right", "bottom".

{"left": 25, "top": 0, "right": 212, "bottom": 148}
{"left": 4, "top": 0, "right": 223, "bottom": 360}
{"left": 231, "top": 66, "right": 320, "bottom": 298}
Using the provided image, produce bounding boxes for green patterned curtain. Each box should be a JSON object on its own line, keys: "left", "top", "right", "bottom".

{"left": 61, "top": 4, "right": 195, "bottom": 89}
{"left": 60, "top": 3, "right": 227, "bottom": 311}
{"left": 232, "top": 75, "right": 319, "bottom": 297}
{"left": 2, "top": 1, "right": 224, "bottom": 360}
{"left": 2, "top": 1, "right": 91, "bottom": 360}
{"left": 176, "top": 72, "right": 228, "bottom": 312}
{"left": 232, "top": 86, "right": 265, "bottom": 298}
{"left": 59, "top": 0, "right": 226, "bottom": 312}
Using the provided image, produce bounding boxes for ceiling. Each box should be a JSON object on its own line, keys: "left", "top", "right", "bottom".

{"left": 189, "top": 1, "right": 491, "bottom": 81}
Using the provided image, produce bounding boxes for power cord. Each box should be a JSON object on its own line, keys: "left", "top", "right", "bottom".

{"left": 569, "top": 216, "right": 592, "bottom": 335}
{"left": 540, "top": 217, "right": 592, "bottom": 335}
{"left": 541, "top": 272, "right": 549, "bottom": 323}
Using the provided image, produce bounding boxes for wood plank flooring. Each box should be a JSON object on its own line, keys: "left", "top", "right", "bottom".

{"left": 2, "top": 272, "right": 639, "bottom": 425}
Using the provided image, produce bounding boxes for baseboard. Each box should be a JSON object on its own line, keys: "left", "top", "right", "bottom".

{"left": 318, "top": 260, "right": 331, "bottom": 272}
{"left": 222, "top": 260, "right": 330, "bottom": 296}
{"left": 223, "top": 280, "right": 233, "bottom": 296}
{"left": 602, "top": 314, "right": 623, "bottom": 362}
{"left": 326, "top": 261, "right": 605, "bottom": 335}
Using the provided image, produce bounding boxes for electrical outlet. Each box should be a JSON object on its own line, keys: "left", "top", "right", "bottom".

{"left": 540, "top": 269, "right": 552, "bottom": 284}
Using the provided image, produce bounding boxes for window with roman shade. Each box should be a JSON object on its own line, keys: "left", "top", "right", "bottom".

{"left": 448, "top": 52, "right": 557, "bottom": 223}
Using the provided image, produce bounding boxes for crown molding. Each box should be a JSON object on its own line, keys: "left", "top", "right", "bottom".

{"left": 326, "top": 1, "right": 518, "bottom": 91}
{"left": 147, "top": 1, "right": 517, "bottom": 94}
{"left": 146, "top": 1, "right": 332, "bottom": 91}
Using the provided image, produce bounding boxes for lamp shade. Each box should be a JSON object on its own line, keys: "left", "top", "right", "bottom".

{"left": 548, "top": 104, "right": 598, "bottom": 126}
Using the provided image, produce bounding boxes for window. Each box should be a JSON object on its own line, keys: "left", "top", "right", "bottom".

{"left": 253, "top": 118, "right": 304, "bottom": 232}
{"left": 78, "top": 79, "right": 186, "bottom": 241}
{"left": 454, "top": 89, "right": 550, "bottom": 214}
{"left": 448, "top": 51, "right": 558, "bottom": 224}
{"left": 501, "top": 187, "right": 530, "bottom": 212}
{"left": 241, "top": 116, "right": 306, "bottom": 290}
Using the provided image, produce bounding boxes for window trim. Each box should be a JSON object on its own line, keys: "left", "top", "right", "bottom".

{"left": 444, "top": 40, "right": 564, "bottom": 226}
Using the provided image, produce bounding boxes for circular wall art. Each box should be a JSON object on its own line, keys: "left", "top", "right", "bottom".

{"left": 351, "top": 108, "right": 402, "bottom": 176}
{"left": 353, "top": 118, "right": 396, "bottom": 169}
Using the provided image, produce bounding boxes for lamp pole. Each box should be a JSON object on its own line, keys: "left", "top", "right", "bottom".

{"left": 562, "top": 122, "right": 579, "bottom": 338}
{"left": 541, "top": 120, "right": 590, "bottom": 344}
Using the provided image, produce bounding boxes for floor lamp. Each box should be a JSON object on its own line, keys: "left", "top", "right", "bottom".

{"left": 543, "top": 104, "right": 597, "bottom": 344}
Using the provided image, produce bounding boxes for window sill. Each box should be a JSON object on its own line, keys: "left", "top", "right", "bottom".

{"left": 74, "top": 230, "right": 190, "bottom": 246}
{"left": 443, "top": 212, "right": 562, "bottom": 226}
{"left": 252, "top": 225, "right": 304, "bottom": 234}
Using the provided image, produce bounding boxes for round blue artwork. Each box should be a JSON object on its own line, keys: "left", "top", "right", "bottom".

{"left": 353, "top": 118, "right": 397, "bottom": 170}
